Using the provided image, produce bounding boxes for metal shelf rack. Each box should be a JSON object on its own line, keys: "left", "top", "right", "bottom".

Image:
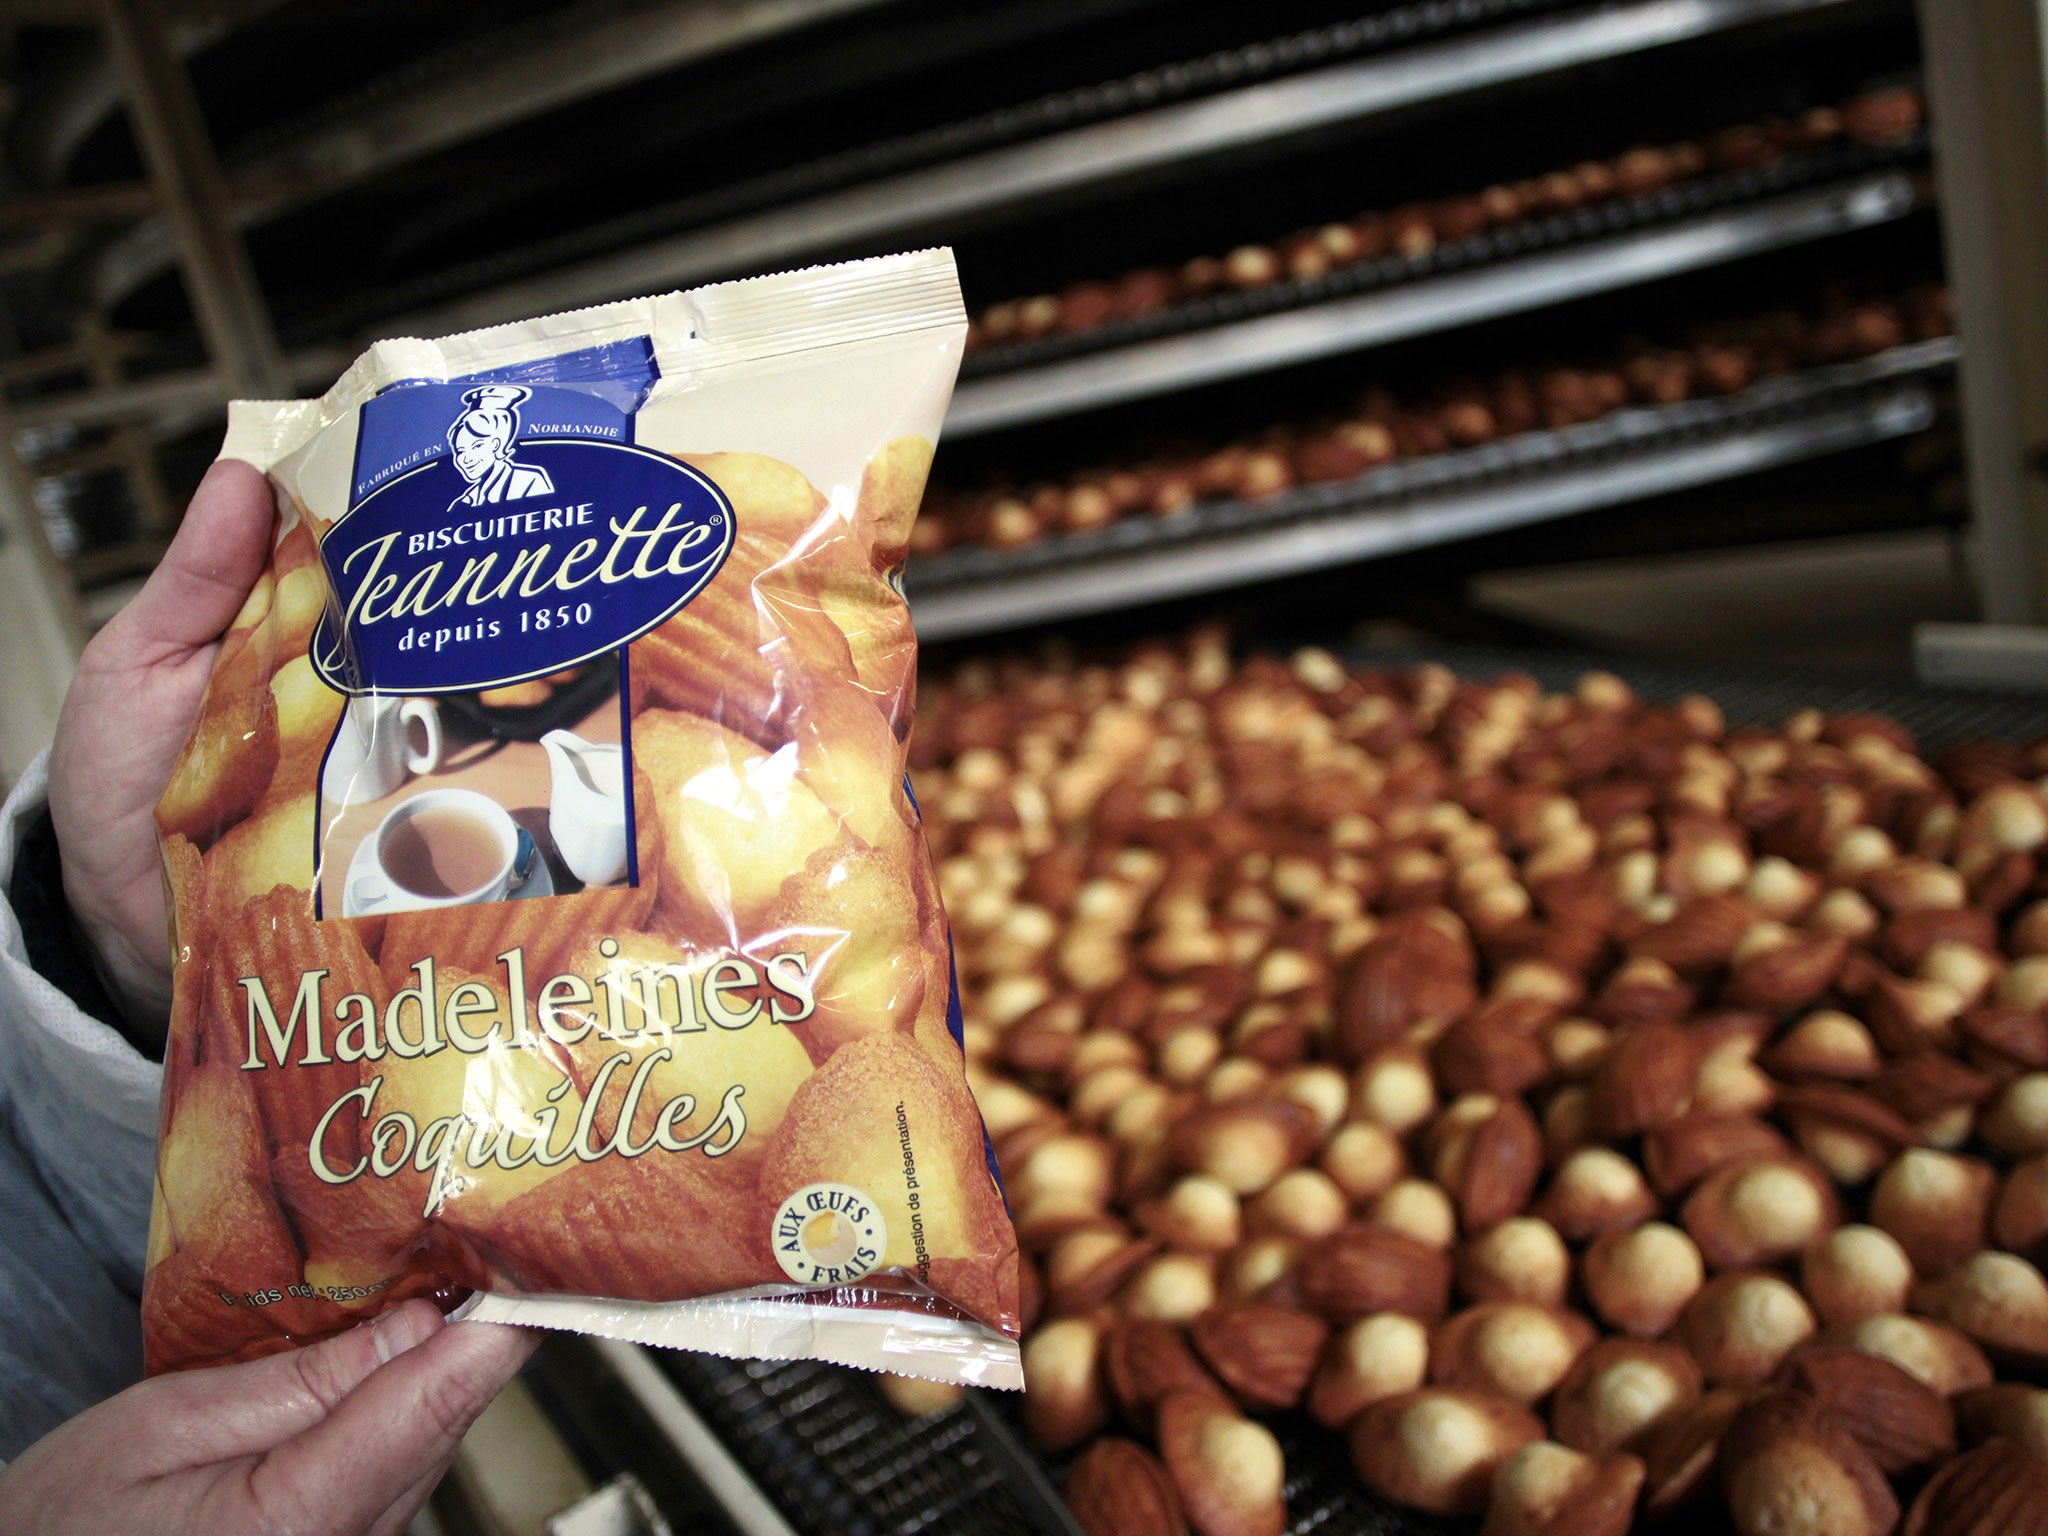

{"left": 390, "top": 0, "right": 1870, "bottom": 338}
{"left": 947, "top": 148, "right": 1926, "bottom": 438}
{"left": 910, "top": 337, "right": 1958, "bottom": 640}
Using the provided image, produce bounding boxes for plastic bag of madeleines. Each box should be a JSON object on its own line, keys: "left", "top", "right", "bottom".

{"left": 143, "top": 249, "right": 1022, "bottom": 1387}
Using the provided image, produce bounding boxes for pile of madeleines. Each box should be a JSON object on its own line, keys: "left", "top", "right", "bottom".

{"left": 916, "top": 282, "right": 1954, "bottom": 559}
{"left": 896, "top": 629, "right": 2048, "bottom": 1536}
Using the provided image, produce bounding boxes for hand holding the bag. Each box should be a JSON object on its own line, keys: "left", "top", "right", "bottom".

{"left": 0, "top": 1301, "right": 534, "bottom": 1536}
{"left": 49, "top": 458, "right": 276, "bottom": 1029}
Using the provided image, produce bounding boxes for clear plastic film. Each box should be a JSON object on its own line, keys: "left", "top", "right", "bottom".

{"left": 143, "top": 250, "right": 1021, "bottom": 1387}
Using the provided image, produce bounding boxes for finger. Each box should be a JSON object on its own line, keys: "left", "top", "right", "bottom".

{"left": 243, "top": 1320, "right": 537, "bottom": 1536}
{"left": 110, "top": 457, "right": 278, "bottom": 660}
{"left": 135, "top": 1300, "right": 446, "bottom": 1473}
{"left": 366, "top": 1464, "right": 448, "bottom": 1536}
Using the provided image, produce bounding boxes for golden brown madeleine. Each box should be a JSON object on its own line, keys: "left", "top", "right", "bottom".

{"left": 808, "top": 561, "right": 918, "bottom": 739}
{"left": 161, "top": 827, "right": 207, "bottom": 925}
{"left": 203, "top": 515, "right": 305, "bottom": 705}
{"left": 550, "top": 929, "right": 813, "bottom": 1147}
{"left": 784, "top": 684, "right": 916, "bottom": 860}
{"left": 761, "top": 1030, "right": 1017, "bottom": 1332}
{"left": 156, "top": 683, "right": 280, "bottom": 845}
{"left": 630, "top": 617, "right": 760, "bottom": 725}
{"left": 628, "top": 532, "right": 789, "bottom": 734}
{"left": 368, "top": 963, "right": 585, "bottom": 1225}
{"left": 467, "top": 883, "right": 793, "bottom": 1302}
{"left": 200, "top": 887, "right": 380, "bottom": 1160}
{"left": 273, "top": 506, "right": 321, "bottom": 575}
{"left": 270, "top": 1146, "right": 483, "bottom": 1306}
{"left": 928, "top": 1235, "right": 1024, "bottom": 1339}
{"left": 765, "top": 581, "right": 872, "bottom": 696}
{"left": 480, "top": 1144, "right": 772, "bottom": 1300}
{"left": 204, "top": 791, "right": 318, "bottom": 909}
{"left": 219, "top": 566, "right": 275, "bottom": 660}
{"left": 755, "top": 436, "right": 936, "bottom": 737}
{"left": 272, "top": 474, "right": 334, "bottom": 544}
{"left": 142, "top": 1063, "right": 316, "bottom": 1371}
{"left": 762, "top": 842, "right": 928, "bottom": 1062}
{"left": 160, "top": 832, "right": 209, "bottom": 1061}
{"left": 856, "top": 435, "right": 936, "bottom": 569}
{"left": 629, "top": 515, "right": 872, "bottom": 751}
{"left": 269, "top": 559, "right": 327, "bottom": 660}
{"left": 379, "top": 904, "right": 511, "bottom": 994}
{"left": 680, "top": 451, "right": 827, "bottom": 554}
{"left": 635, "top": 708, "right": 846, "bottom": 939}
{"left": 203, "top": 563, "right": 279, "bottom": 718}
{"left": 248, "top": 941, "right": 474, "bottom": 1306}
{"left": 269, "top": 655, "right": 347, "bottom": 783}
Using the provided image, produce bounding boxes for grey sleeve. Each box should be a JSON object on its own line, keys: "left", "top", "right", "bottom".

{"left": 0, "top": 752, "right": 160, "bottom": 1457}
{"left": 0, "top": 1116, "right": 145, "bottom": 1461}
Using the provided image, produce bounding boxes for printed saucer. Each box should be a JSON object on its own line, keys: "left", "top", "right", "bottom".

{"left": 341, "top": 830, "right": 555, "bottom": 918}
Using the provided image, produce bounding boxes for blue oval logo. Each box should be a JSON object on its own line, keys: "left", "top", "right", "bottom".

{"left": 312, "top": 438, "right": 733, "bottom": 695}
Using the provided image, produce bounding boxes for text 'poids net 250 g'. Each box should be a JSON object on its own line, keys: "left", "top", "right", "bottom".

{"left": 144, "top": 248, "right": 1022, "bottom": 1389}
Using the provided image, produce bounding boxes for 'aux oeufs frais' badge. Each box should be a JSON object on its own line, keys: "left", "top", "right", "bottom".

{"left": 774, "top": 1182, "right": 887, "bottom": 1286}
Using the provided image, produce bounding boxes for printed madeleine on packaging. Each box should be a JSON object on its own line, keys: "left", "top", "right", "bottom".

{"left": 144, "top": 250, "right": 1022, "bottom": 1386}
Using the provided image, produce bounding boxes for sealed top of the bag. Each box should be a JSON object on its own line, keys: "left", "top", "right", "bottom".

{"left": 144, "top": 250, "right": 1021, "bottom": 1388}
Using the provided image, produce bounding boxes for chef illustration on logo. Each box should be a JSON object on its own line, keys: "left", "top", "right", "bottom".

{"left": 446, "top": 383, "right": 556, "bottom": 509}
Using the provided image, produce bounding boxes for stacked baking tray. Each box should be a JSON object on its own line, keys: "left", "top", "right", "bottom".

{"left": 915, "top": 338, "right": 1954, "bottom": 639}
